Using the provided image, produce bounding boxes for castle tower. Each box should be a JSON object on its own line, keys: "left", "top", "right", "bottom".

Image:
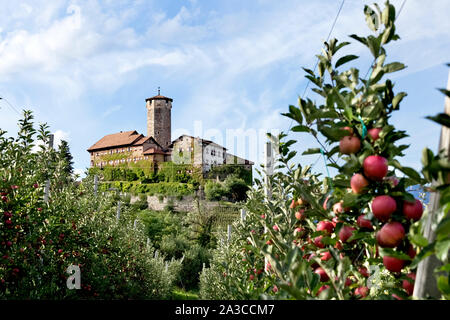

{"left": 145, "top": 89, "right": 172, "bottom": 149}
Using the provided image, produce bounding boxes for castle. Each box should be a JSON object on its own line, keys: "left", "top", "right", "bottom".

{"left": 87, "top": 91, "right": 253, "bottom": 174}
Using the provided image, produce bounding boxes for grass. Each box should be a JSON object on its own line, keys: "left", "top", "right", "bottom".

{"left": 171, "top": 287, "right": 200, "bottom": 300}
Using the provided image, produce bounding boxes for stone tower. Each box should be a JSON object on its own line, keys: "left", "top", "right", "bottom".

{"left": 146, "top": 90, "right": 172, "bottom": 149}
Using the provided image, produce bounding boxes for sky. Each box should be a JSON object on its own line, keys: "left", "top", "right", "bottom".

{"left": 0, "top": 0, "right": 449, "bottom": 180}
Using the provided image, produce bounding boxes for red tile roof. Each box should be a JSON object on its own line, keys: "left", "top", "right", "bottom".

{"left": 87, "top": 130, "right": 143, "bottom": 152}
{"left": 143, "top": 148, "right": 169, "bottom": 155}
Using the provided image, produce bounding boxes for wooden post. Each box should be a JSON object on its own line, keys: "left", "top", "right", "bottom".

{"left": 264, "top": 141, "right": 274, "bottom": 198}
{"left": 94, "top": 175, "right": 98, "bottom": 196}
{"left": 414, "top": 70, "right": 450, "bottom": 299}
{"left": 116, "top": 201, "right": 121, "bottom": 221}
{"left": 240, "top": 208, "right": 246, "bottom": 222}
{"left": 264, "top": 141, "right": 274, "bottom": 273}
{"left": 43, "top": 134, "right": 54, "bottom": 204}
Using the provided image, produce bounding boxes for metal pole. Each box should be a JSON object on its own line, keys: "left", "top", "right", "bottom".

{"left": 44, "top": 134, "right": 54, "bottom": 204}
{"left": 240, "top": 208, "right": 246, "bottom": 222}
{"left": 227, "top": 225, "right": 232, "bottom": 243}
{"left": 116, "top": 201, "right": 121, "bottom": 221}
{"left": 414, "top": 70, "right": 450, "bottom": 299}
{"left": 264, "top": 141, "right": 274, "bottom": 274}
{"left": 94, "top": 175, "right": 98, "bottom": 196}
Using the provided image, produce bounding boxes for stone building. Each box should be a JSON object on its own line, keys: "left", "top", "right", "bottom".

{"left": 171, "top": 135, "right": 228, "bottom": 173}
{"left": 87, "top": 91, "right": 253, "bottom": 174}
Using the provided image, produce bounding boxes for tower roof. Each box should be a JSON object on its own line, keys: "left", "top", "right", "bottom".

{"left": 146, "top": 87, "right": 173, "bottom": 102}
{"left": 145, "top": 94, "right": 173, "bottom": 102}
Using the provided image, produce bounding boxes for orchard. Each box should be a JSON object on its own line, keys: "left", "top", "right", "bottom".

{"left": 1, "top": 0, "right": 449, "bottom": 301}
{"left": 200, "top": 1, "right": 449, "bottom": 300}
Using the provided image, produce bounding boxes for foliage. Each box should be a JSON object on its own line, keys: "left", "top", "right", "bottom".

{"left": 205, "top": 181, "right": 227, "bottom": 201}
{"left": 57, "top": 140, "right": 74, "bottom": 177}
{"left": 207, "top": 165, "right": 253, "bottom": 185}
{"left": 204, "top": 176, "right": 249, "bottom": 202}
{"left": 0, "top": 111, "right": 180, "bottom": 299}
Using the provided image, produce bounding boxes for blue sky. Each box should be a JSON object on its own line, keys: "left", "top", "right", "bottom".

{"left": 0, "top": 0, "right": 449, "bottom": 179}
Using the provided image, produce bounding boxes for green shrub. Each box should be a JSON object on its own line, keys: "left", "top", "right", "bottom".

{"left": 178, "top": 245, "right": 211, "bottom": 291}
{"left": 223, "top": 175, "right": 249, "bottom": 202}
{"left": 160, "top": 235, "right": 190, "bottom": 260}
{"left": 204, "top": 181, "right": 227, "bottom": 201}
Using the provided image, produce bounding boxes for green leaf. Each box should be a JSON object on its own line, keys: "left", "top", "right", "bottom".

{"left": 349, "top": 34, "right": 367, "bottom": 46}
{"left": 364, "top": 5, "right": 378, "bottom": 31}
{"left": 435, "top": 240, "right": 450, "bottom": 262}
{"left": 426, "top": 113, "right": 450, "bottom": 128}
{"left": 436, "top": 217, "right": 450, "bottom": 238}
{"left": 438, "top": 88, "right": 450, "bottom": 98}
{"left": 366, "top": 35, "right": 381, "bottom": 58}
{"left": 334, "top": 41, "right": 351, "bottom": 54}
{"left": 302, "top": 148, "right": 321, "bottom": 155}
{"left": 392, "top": 92, "right": 407, "bottom": 110}
{"left": 379, "top": 248, "right": 411, "bottom": 260}
{"left": 335, "top": 55, "right": 359, "bottom": 69}
{"left": 291, "top": 125, "right": 310, "bottom": 133}
{"left": 437, "top": 276, "right": 450, "bottom": 295}
{"left": 408, "top": 233, "right": 429, "bottom": 247}
{"left": 343, "top": 193, "right": 358, "bottom": 207}
{"left": 384, "top": 62, "right": 406, "bottom": 73}
{"left": 410, "top": 243, "right": 435, "bottom": 269}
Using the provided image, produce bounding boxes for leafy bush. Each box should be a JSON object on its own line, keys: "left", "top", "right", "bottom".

{"left": 223, "top": 175, "right": 249, "bottom": 202}
{"left": 205, "top": 181, "right": 227, "bottom": 201}
{"left": 208, "top": 165, "right": 253, "bottom": 185}
{"left": 178, "top": 245, "right": 212, "bottom": 291}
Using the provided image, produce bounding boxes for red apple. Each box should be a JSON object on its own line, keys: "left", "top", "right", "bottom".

{"left": 351, "top": 174, "right": 369, "bottom": 194}
{"left": 359, "top": 267, "right": 369, "bottom": 278}
{"left": 320, "top": 251, "right": 332, "bottom": 261}
{"left": 315, "top": 267, "right": 329, "bottom": 282}
{"left": 407, "top": 245, "right": 416, "bottom": 260}
{"left": 317, "top": 285, "right": 330, "bottom": 296}
{"left": 403, "top": 199, "right": 423, "bottom": 221}
{"left": 376, "top": 222, "right": 405, "bottom": 248}
{"left": 289, "top": 199, "right": 298, "bottom": 209}
{"left": 340, "top": 136, "right": 361, "bottom": 154}
{"left": 295, "top": 209, "right": 305, "bottom": 220}
{"left": 372, "top": 195, "right": 397, "bottom": 221}
{"left": 368, "top": 128, "right": 382, "bottom": 141}
{"left": 317, "top": 221, "right": 334, "bottom": 234}
{"left": 354, "top": 286, "right": 369, "bottom": 298}
{"left": 314, "top": 236, "right": 325, "bottom": 249}
{"left": 323, "top": 196, "right": 330, "bottom": 210}
{"left": 339, "top": 226, "right": 355, "bottom": 243}
{"left": 363, "top": 155, "right": 388, "bottom": 181}
{"left": 333, "top": 201, "right": 345, "bottom": 214}
{"left": 345, "top": 277, "right": 353, "bottom": 287}
{"left": 402, "top": 272, "right": 416, "bottom": 296}
{"left": 334, "top": 241, "right": 343, "bottom": 250}
{"left": 342, "top": 126, "right": 354, "bottom": 135}
{"left": 383, "top": 256, "right": 405, "bottom": 272}
{"left": 357, "top": 215, "right": 373, "bottom": 230}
